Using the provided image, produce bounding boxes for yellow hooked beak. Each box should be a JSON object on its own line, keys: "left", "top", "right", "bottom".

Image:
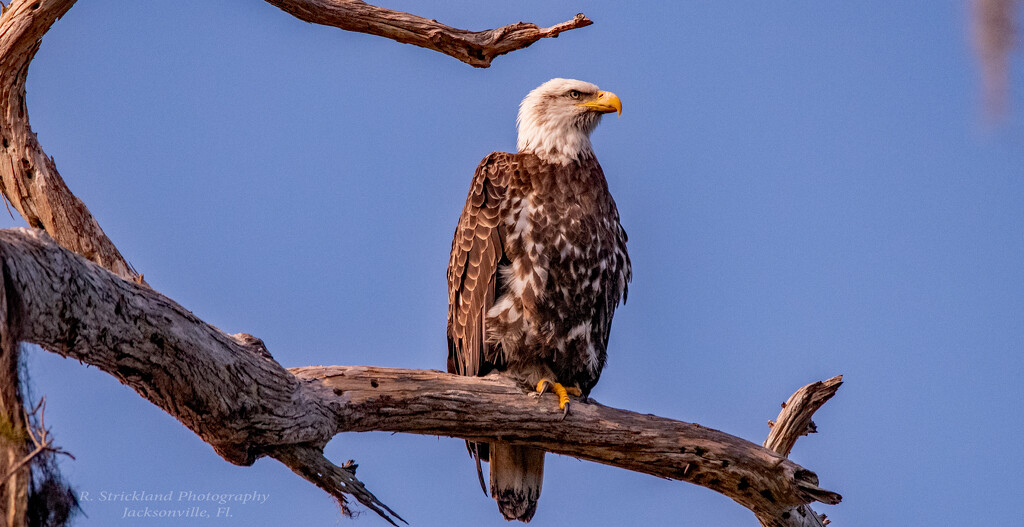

{"left": 577, "top": 90, "right": 622, "bottom": 117}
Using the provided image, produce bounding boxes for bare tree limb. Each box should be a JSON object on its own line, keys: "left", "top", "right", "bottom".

{"left": 765, "top": 376, "right": 843, "bottom": 457}
{"left": 292, "top": 366, "right": 842, "bottom": 519}
{"left": 756, "top": 377, "right": 844, "bottom": 527}
{"left": 0, "top": 227, "right": 840, "bottom": 524}
{"left": 263, "top": 0, "right": 593, "bottom": 68}
{"left": 0, "top": 227, "right": 397, "bottom": 518}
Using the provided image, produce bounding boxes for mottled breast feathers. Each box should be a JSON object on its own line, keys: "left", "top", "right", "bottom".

{"left": 446, "top": 151, "right": 630, "bottom": 394}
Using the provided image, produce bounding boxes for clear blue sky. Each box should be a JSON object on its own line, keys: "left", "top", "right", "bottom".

{"left": 5, "top": 0, "right": 1022, "bottom": 525}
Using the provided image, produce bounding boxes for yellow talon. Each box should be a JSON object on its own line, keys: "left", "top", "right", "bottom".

{"left": 536, "top": 379, "right": 580, "bottom": 412}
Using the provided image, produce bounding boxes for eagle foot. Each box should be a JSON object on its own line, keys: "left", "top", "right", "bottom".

{"left": 535, "top": 379, "right": 582, "bottom": 419}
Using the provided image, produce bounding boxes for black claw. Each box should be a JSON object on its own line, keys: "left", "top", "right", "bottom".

{"left": 560, "top": 401, "right": 570, "bottom": 420}
{"left": 536, "top": 380, "right": 550, "bottom": 396}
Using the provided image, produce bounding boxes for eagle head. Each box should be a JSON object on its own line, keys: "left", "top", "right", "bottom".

{"left": 516, "top": 78, "right": 622, "bottom": 165}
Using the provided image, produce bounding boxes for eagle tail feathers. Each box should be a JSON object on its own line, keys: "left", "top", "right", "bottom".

{"left": 489, "top": 441, "right": 543, "bottom": 523}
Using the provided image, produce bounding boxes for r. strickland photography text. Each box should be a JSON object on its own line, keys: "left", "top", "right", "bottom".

{"left": 76, "top": 489, "right": 269, "bottom": 520}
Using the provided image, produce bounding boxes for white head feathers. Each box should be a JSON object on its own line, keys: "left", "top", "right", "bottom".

{"left": 516, "top": 78, "right": 620, "bottom": 165}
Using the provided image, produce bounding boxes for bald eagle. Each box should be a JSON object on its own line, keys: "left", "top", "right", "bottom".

{"left": 447, "top": 78, "right": 631, "bottom": 522}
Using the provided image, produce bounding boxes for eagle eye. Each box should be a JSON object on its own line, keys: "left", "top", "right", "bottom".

{"left": 568, "top": 90, "right": 582, "bottom": 100}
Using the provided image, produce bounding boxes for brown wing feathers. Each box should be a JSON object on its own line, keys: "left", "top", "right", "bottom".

{"left": 447, "top": 153, "right": 514, "bottom": 494}
{"left": 447, "top": 153, "right": 511, "bottom": 377}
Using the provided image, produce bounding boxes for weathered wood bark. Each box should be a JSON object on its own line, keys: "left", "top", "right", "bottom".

{"left": 0, "top": 228, "right": 840, "bottom": 525}
{"left": 293, "top": 366, "right": 842, "bottom": 521}
{"left": 764, "top": 376, "right": 843, "bottom": 458}
{"left": 0, "top": 227, "right": 399, "bottom": 520}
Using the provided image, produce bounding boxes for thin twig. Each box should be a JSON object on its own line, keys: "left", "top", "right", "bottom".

{"left": 1, "top": 397, "right": 73, "bottom": 482}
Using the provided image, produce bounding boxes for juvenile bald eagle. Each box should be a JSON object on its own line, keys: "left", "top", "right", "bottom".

{"left": 447, "top": 78, "right": 631, "bottom": 522}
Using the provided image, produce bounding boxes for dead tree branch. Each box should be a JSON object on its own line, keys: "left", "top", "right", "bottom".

{"left": 263, "top": 0, "right": 593, "bottom": 68}
{"left": 0, "top": 227, "right": 401, "bottom": 522}
{"left": 765, "top": 376, "right": 843, "bottom": 458}
{"left": 0, "top": 227, "right": 840, "bottom": 524}
{"left": 757, "top": 376, "right": 844, "bottom": 527}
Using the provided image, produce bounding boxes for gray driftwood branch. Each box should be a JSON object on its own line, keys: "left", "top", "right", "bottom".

{"left": 0, "top": 227, "right": 841, "bottom": 525}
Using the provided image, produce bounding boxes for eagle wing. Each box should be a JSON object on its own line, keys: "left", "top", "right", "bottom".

{"left": 447, "top": 152, "right": 513, "bottom": 377}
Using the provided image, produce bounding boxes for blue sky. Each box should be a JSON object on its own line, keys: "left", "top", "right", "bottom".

{"left": 6, "top": 0, "right": 1023, "bottom": 525}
